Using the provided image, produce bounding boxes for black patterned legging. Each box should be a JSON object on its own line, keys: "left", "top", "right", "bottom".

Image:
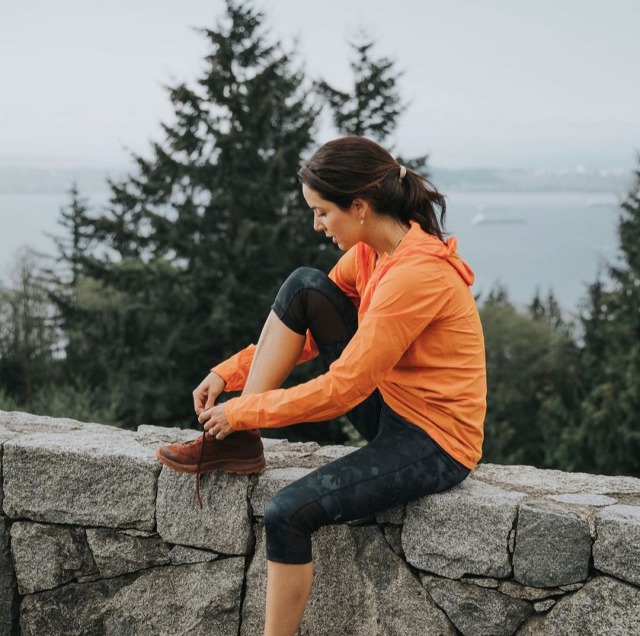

{"left": 264, "top": 267, "right": 470, "bottom": 564}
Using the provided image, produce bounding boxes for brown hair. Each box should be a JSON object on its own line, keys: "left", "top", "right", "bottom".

{"left": 298, "top": 136, "right": 446, "bottom": 241}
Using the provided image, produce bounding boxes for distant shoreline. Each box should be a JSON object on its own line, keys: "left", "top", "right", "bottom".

{"left": 0, "top": 165, "right": 630, "bottom": 196}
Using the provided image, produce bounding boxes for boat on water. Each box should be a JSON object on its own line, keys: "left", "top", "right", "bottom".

{"left": 585, "top": 199, "right": 616, "bottom": 208}
{"left": 471, "top": 211, "right": 526, "bottom": 225}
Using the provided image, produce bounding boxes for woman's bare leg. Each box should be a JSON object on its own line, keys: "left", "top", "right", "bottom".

{"left": 241, "top": 311, "right": 312, "bottom": 633}
{"left": 264, "top": 561, "right": 313, "bottom": 636}
{"left": 242, "top": 310, "right": 305, "bottom": 395}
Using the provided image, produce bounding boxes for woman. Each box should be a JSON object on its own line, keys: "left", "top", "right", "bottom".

{"left": 157, "top": 136, "right": 486, "bottom": 636}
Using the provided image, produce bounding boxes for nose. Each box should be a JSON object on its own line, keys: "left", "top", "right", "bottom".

{"left": 313, "top": 216, "right": 325, "bottom": 233}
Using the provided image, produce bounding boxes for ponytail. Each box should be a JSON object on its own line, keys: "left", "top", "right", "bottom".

{"left": 398, "top": 166, "right": 447, "bottom": 241}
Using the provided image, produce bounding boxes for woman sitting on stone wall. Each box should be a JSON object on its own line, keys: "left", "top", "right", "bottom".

{"left": 156, "top": 136, "right": 487, "bottom": 636}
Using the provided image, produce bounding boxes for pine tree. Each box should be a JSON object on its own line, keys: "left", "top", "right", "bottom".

{"left": 480, "top": 285, "right": 582, "bottom": 469}
{"left": 577, "top": 159, "right": 640, "bottom": 476}
{"left": 55, "top": 0, "right": 333, "bottom": 429}
{"left": 317, "top": 33, "right": 428, "bottom": 174}
{"left": 0, "top": 250, "right": 59, "bottom": 404}
{"left": 317, "top": 35, "right": 404, "bottom": 143}
{"left": 51, "top": 183, "right": 93, "bottom": 287}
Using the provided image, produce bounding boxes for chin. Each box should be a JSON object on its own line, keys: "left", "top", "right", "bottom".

{"left": 336, "top": 239, "right": 354, "bottom": 251}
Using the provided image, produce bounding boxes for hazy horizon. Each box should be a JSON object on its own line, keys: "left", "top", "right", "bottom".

{"left": 1, "top": 0, "right": 639, "bottom": 172}
{"left": 2, "top": 0, "right": 638, "bottom": 309}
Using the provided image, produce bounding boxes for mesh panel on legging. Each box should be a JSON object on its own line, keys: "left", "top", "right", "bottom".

{"left": 271, "top": 267, "right": 380, "bottom": 442}
{"left": 272, "top": 266, "right": 357, "bottom": 347}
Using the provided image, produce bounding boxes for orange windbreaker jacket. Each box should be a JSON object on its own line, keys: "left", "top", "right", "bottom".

{"left": 212, "top": 222, "right": 487, "bottom": 469}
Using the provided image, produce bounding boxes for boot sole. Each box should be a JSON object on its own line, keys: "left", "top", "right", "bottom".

{"left": 155, "top": 448, "right": 266, "bottom": 475}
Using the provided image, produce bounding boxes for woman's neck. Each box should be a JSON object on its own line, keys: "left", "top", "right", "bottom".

{"left": 366, "top": 216, "right": 410, "bottom": 260}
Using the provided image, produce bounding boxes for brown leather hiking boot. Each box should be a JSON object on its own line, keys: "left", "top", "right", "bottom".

{"left": 156, "top": 429, "right": 266, "bottom": 474}
{"left": 156, "top": 429, "right": 266, "bottom": 508}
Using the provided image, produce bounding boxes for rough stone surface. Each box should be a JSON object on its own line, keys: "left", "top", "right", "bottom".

{"left": 513, "top": 501, "right": 591, "bottom": 587}
{"left": 0, "top": 410, "right": 113, "bottom": 436}
{"left": 250, "top": 467, "right": 313, "bottom": 516}
{"left": 422, "top": 575, "right": 533, "bottom": 636}
{"left": 156, "top": 467, "right": 253, "bottom": 554}
{"left": 516, "top": 576, "right": 640, "bottom": 635}
{"left": 242, "top": 524, "right": 455, "bottom": 636}
{"left": 593, "top": 504, "right": 640, "bottom": 585}
{"left": 508, "top": 528, "right": 516, "bottom": 554}
{"left": 549, "top": 493, "right": 618, "bottom": 506}
{"left": 533, "top": 599, "right": 556, "bottom": 612}
{"left": 263, "top": 440, "right": 324, "bottom": 469}
{"left": 0, "top": 430, "right": 18, "bottom": 511}
{"left": 311, "top": 444, "right": 357, "bottom": 461}
{"left": 499, "top": 580, "right": 565, "bottom": 601}
{"left": 0, "top": 516, "right": 17, "bottom": 635}
{"left": 403, "top": 478, "right": 524, "bottom": 578}
{"left": 85, "top": 528, "right": 171, "bottom": 578}
{"left": 10, "top": 522, "right": 97, "bottom": 594}
{"left": 20, "top": 559, "right": 245, "bottom": 636}
{"left": 1, "top": 412, "right": 639, "bottom": 634}
{"left": 375, "top": 504, "right": 405, "bottom": 525}
{"left": 169, "top": 545, "right": 219, "bottom": 565}
{"left": 383, "top": 525, "right": 404, "bottom": 557}
{"left": 462, "top": 576, "right": 499, "bottom": 589}
{"left": 474, "top": 463, "right": 640, "bottom": 498}
{"left": 135, "top": 424, "right": 200, "bottom": 448}
{"left": 3, "top": 431, "right": 158, "bottom": 530}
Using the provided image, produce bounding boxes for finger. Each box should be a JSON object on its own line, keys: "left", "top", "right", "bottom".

{"left": 198, "top": 407, "right": 214, "bottom": 425}
{"left": 204, "top": 392, "right": 217, "bottom": 411}
{"left": 193, "top": 391, "right": 205, "bottom": 415}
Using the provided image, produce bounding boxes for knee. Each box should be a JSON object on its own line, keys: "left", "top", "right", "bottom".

{"left": 264, "top": 493, "right": 298, "bottom": 563}
{"left": 264, "top": 490, "right": 329, "bottom": 564}
{"left": 278, "top": 267, "right": 326, "bottom": 296}
{"left": 273, "top": 268, "right": 329, "bottom": 335}
{"left": 265, "top": 490, "right": 329, "bottom": 538}
{"left": 264, "top": 494, "right": 290, "bottom": 535}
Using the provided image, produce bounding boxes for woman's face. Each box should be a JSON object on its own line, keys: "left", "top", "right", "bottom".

{"left": 302, "top": 184, "right": 362, "bottom": 251}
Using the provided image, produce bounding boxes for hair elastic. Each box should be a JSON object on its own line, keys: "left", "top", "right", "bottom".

{"left": 399, "top": 165, "right": 407, "bottom": 181}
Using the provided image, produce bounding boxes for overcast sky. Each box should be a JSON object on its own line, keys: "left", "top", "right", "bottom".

{"left": 1, "top": 0, "right": 638, "bottom": 170}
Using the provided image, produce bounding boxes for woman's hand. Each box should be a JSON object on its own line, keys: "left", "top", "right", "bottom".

{"left": 198, "top": 403, "right": 233, "bottom": 440}
{"left": 192, "top": 372, "right": 226, "bottom": 415}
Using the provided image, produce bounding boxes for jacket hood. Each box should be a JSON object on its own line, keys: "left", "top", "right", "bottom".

{"left": 439, "top": 236, "right": 475, "bottom": 286}
{"left": 404, "top": 223, "right": 475, "bottom": 286}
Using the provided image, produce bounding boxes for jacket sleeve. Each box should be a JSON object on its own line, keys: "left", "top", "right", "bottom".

{"left": 211, "top": 335, "right": 319, "bottom": 392}
{"left": 224, "top": 260, "right": 453, "bottom": 430}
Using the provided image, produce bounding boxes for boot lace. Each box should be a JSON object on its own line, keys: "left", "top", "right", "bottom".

{"left": 195, "top": 432, "right": 210, "bottom": 509}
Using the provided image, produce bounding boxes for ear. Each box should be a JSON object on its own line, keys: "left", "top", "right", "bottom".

{"left": 350, "top": 198, "right": 365, "bottom": 224}
{"left": 351, "top": 197, "right": 369, "bottom": 218}
{"left": 350, "top": 198, "right": 370, "bottom": 226}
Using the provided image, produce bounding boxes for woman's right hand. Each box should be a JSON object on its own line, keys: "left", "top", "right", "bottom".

{"left": 193, "top": 372, "right": 226, "bottom": 415}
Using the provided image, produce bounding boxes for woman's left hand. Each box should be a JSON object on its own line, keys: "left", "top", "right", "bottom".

{"left": 198, "top": 403, "right": 234, "bottom": 440}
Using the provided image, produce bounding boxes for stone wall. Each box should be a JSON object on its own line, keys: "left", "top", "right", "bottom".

{"left": 1, "top": 409, "right": 639, "bottom": 635}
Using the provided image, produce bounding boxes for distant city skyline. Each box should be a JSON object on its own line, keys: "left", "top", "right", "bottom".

{"left": 1, "top": 0, "right": 639, "bottom": 172}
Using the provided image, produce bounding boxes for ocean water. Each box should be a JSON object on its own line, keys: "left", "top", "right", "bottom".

{"left": 0, "top": 190, "right": 110, "bottom": 271}
{"left": 445, "top": 191, "right": 621, "bottom": 313}
{"left": 0, "top": 189, "right": 622, "bottom": 313}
